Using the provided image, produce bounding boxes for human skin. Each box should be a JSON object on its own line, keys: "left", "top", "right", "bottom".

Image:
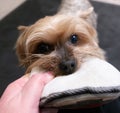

{"left": 0, "top": 72, "right": 57, "bottom": 113}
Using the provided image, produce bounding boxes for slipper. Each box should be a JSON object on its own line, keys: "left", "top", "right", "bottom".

{"left": 31, "top": 57, "right": 120, "bottom": 109}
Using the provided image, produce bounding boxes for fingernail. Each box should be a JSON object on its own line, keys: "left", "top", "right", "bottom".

{"left": 46, "top": 72, "right": 54, "bottom": 79}
{"left": 43, "top": 72, "right": 54, "bottom": 84}
{"left": 30, "top": 67, "right": 45, "bottom": 77}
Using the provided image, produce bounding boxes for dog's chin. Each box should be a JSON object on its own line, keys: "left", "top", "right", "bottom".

{"left": 28, "top": 65, "right": 77, "bottom": 77}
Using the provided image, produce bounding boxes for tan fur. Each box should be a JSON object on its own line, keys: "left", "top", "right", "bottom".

{"left": 58, "top": 0, "right": 97, "bottom": 28}
{"left": 15, "top": 0, "right": 105, "bottom": 76}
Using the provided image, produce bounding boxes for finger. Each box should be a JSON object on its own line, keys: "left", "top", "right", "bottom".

{"left": 1, "top": 75, "right": 29, "bottom": 101}
{"left": 21, "top": 72, "right": 54, "bottom": 107}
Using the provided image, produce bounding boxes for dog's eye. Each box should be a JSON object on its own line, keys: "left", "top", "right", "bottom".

{"left": 70, "top": 34, "right": 78, "bottom": 44}
{"left": 35, "top": 43, "right": 53, "bottom": 54}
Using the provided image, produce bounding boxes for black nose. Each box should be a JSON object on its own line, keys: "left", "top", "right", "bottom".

{"left": 59, "top": 59, "right": 76, "bottom": 75}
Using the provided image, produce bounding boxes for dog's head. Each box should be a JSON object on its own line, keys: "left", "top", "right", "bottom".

{"left": 16, "top": 10, "right": 104, "bottom": 76}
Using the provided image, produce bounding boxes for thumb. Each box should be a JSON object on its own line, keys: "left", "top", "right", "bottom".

{"left": 21, "top": 72, "right": 54, "bottom": 107}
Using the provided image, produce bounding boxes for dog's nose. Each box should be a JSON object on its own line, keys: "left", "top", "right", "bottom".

{"left": 59, "top": 59, "right": 76, "bottom": 75}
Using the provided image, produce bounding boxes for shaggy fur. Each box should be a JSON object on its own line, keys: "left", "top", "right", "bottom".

{"left": 15, "top": 0, "right": 105, "bottom": 76}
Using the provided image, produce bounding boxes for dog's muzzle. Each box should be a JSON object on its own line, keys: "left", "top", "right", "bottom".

{"left": 31, "top": 57, "right": 120, "bottom": 109}
{"left": 59, "top": 59, "right": 76, "bottom": 75}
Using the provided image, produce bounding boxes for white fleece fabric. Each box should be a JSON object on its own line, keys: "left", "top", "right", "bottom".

{"left": 40, "top": 58, "right": 120, "bottom": 97}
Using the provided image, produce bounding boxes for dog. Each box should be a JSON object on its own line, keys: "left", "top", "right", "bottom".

{"left": 15, "top": 0, "right": 105, "bottom": 76}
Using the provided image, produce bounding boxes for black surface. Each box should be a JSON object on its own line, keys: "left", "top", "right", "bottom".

{"left": 0, "top": 0, "right": 120, "bottom": 113}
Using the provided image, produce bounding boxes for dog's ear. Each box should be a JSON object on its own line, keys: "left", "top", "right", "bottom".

{"left": 18, "top": 25, "right": 28, "bottom": 33}
{"left": 78, "top": 7, "right": 94, "bottom": 19}
{"left": 16, "top": 25, "right": 29, "bottom": 67}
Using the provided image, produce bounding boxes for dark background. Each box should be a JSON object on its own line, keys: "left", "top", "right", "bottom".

{"left": 0, "top": 0, "right": 120, "bottom": 113}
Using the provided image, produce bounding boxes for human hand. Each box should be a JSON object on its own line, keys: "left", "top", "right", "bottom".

{"left": 0, "top": 73, "right": 58, "bottom": 113}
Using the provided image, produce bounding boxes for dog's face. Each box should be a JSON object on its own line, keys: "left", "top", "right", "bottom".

{"left": 16, "top": 14, "right": 104, "bottom": 76}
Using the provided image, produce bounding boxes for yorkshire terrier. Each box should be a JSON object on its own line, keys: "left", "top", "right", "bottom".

{"left": 15, "top": 0, "right": 105, "bottom": 76}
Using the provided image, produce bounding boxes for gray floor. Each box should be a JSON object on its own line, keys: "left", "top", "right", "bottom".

{"left": 0, "top": 0, "right": 120, "bottom": 113}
